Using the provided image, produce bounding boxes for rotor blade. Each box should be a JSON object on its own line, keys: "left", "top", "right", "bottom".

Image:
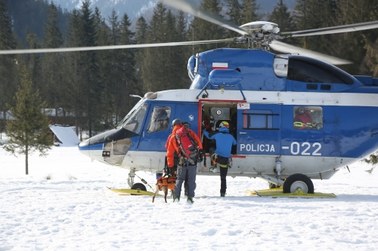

{"left": 0, "top": 38, "right": 234, "bottom": 55}
{"left": 281, "top": 20, "right": 378, "bottom": 37}
{"left": 269, "top": 40, "right": 352, "bottom": 65}
{"left": 159, "top": 0, "right": 248, "bottom": 36}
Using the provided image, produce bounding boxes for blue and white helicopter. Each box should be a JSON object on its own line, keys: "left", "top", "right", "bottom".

{"left": 77, "top": 0, "right": 378, "bottom": 193}
{"left": 2, "top": 0, "right": 378, "bottom": 194}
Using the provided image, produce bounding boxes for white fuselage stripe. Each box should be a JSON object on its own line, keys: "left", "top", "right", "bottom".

{"left": 155, "top": 89, "right": 378, "bottom": 107}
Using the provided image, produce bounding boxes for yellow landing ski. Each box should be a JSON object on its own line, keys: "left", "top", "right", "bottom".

{"left": 108, "top": 187, "right": 156, "bottom": 196}
{"left": 248, "top": 188, "right": 336, "bottom": 198}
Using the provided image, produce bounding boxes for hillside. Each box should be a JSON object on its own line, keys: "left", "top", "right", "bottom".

{"left": 6, "top": 0, "right": 70, "bottom": 46}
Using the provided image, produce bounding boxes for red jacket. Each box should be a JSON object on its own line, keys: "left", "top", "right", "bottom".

{"left": 166, "top": 125, "right": 203, "bottom": 168}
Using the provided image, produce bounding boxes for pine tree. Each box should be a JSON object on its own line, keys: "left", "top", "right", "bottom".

{"left": 240, "top": 0, "right": 259, "bottom": 24}
{"left": 237, "top": 0, "right": 259, "bottom": 49}
{"left": 94, "top": 7, "right": 114, "bottom": 129}
{"left": 293, "top": 0, "right": 378, "bottom": 75}
{"left": 226, "top": 0, "right": 243, "bottom": 42}
{"left": 80, "top": 0, "right": 101, "bottom": 136}
{"left": 270, "top": 0, "right": 294, "bottom": 32}
{"left": 336, "top": 0, "right": 378, "bottom": 75}
{"left": 188, "top": 0, "right": 226, "bottom": 52}
{"left": 104, "top": 12, "right": 138, "bottom": 125}
{"left": 141, "top": 5, "right": 190, "bottom": 91}
{"left": 163, "top": 10, "right": 184, "bottom": 89}
{"left": 64, "top": 10, "right": 85, "bottom": 136}
{"left": 4, "top": 65, "right": 52, "bottom": 175}
{"left": 227, "top": 0, "right": 242, "bottom": 25}
{"left": 293, "top": 0, "right": 337, "bottom": 54}
{"left": 135, "top": 16, "right": 148, "bottom": 91}
{"left": 119, "top": 13, "right": 138, "bottom": 116}
{"left": 175, "top": 11, "right": 192, "bottom": 87}
{"left": 41, "top": 3, "right": 64, "bottom": 118}
{"left": 0, "top": 0, "right": 17, "bottom": 132}
{"left": 64, "top": 0, "right": 101, "bottom": 136}
{"left": 18, "top": 32, "right": 44, "bottom": 116}
{"left": 141, "top": 3, "right": 169, "bottom": 92}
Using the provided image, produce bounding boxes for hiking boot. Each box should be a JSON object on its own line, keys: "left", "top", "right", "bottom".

{"left": 173, "top": 194, "right": 180, "bottom": 202}
{"left": 187, "top": 197, "right": 194, "bottom": 203}
{"left": 220, "top": 193, "right": 225, "bottom": 197}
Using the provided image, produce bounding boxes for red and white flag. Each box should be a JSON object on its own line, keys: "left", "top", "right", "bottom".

{"left": 212, "top": 62, "right": 228, "bottom": 70}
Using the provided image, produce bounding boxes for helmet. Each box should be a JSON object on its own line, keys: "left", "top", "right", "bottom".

{"left": 219, "top": 121, "right": 229, "bottom": 128}
{"left": 297, "top": 107, "right": 305, "bottom": 114}
{"left": 171, "top": 118, "right": 182, "bottom": 127}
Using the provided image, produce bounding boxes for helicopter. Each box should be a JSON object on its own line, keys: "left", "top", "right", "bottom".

{"left": 2, "top": 0, "right": 378, "bottom": 194}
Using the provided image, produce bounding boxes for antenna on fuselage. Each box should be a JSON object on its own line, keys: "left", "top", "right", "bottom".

{"left": 130, "top": 94, "right": 143, "bottom": 99}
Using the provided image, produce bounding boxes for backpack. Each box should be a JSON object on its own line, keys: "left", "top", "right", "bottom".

{"left": 175, "top": 127, "right": 199, "bottom": 165}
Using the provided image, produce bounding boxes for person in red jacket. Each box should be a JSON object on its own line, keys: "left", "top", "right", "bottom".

{"left": 166, "top": 119, "right": 202, "bottom": 203}
{"left": 294, "top": 107, "right": 313, "bottom": 129}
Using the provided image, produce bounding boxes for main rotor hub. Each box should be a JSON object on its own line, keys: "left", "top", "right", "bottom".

{"left": 239, "top": 21, "right": 280, "bottom": 49}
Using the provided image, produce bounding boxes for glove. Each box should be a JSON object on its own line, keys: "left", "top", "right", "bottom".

{"left": 166, "top": 166, "right": 177, "bottom": 177}
{"left": 197, "top": 149, "right": 204, "bottom": 162}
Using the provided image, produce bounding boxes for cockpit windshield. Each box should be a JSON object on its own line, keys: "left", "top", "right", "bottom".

{"left": 118, "top": 101, "right": 148, "bottom": 135}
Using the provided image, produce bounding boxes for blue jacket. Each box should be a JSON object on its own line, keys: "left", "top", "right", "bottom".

{"left": 203, "top": 127, "right": 236, "bottom": 158}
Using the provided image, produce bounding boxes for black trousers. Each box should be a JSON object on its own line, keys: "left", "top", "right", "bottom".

{"left": 219, "top": 165, "right": 228, "bottom": 195}
{"left": 216, "top": 155, "right": 229, "bottom": 195}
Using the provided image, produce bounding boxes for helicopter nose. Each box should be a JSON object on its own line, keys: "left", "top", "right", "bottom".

{"left": 78, "top": 128, "right": 133, "bottom": 165}
{"left": 78, "top": 138, "right": 104, "bottom": 161}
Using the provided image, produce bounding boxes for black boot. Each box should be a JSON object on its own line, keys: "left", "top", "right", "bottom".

{"left": 173, "top": 193, "right": 180, "bottom": 202}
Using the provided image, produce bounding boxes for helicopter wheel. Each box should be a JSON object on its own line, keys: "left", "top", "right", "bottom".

{"left": 131, "top": 183, "right": 147, "bottom": 191}
{"left": 283, "top": 173, "right": 314, "bottom": 194}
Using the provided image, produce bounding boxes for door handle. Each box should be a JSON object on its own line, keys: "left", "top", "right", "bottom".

{"left": 239, "top": 131, "right": 247, "bottom": 135}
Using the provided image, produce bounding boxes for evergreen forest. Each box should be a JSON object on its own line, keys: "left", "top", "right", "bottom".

{"left": 0, "top": 0, "right": 377, "bottom": 138}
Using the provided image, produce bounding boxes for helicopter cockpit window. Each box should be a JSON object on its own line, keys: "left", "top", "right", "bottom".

{"left": 287, "top": 58, "right": 354, "bottom": 84}
{"left": 147, "top": 106, "right": 171, "bottom": 133}
{"left": 121, "top": 103, "right": 148, "bottom": 134}
{"left": 293, "top": 106, "right": 323, "bottom": 130}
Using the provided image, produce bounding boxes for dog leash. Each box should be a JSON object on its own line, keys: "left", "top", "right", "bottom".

{"left": 134, "top": 173, "right": 155, "bottom": 191}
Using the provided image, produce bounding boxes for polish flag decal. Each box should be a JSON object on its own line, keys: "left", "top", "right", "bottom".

{"left": 212, "top": 62, "right": 228, "bottom": 69}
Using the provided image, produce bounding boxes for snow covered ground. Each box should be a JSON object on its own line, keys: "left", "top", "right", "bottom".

{"left": 1, "top": 146, "right": 377, "bottom": 250}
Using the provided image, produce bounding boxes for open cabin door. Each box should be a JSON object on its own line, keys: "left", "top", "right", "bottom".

{"left": 200, "top": 101, "right": 239, "bottom": 154}
{"left": 236, "top": 103, "right": 281, "bottom": 156}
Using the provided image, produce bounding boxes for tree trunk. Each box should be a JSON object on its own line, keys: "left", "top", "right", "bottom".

{"left": 25, "top": 145, "right": 29, "bottom": 175}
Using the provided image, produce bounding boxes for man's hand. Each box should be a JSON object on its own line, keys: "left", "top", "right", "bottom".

{"left": 166, "top": 166, "right": 177, "bottom": 177}
{"left": 198, "top": 149, "right": 204, "bottom": 162}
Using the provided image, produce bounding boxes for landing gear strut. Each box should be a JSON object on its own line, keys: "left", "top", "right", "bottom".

{"left": 128, "top": 168, "right": 147, "bottom": 191}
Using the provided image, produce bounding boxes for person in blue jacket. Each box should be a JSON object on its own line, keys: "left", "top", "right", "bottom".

{"left": 203, "top": 121, "right": 236, "bottom": 197}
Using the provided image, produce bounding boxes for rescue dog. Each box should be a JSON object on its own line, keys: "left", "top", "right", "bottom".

{"left": 152, "top": 175, "right": 176, "bottom": 203}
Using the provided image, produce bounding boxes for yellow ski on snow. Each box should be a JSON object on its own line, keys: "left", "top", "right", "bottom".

{"left": 108, "top": 187, "right": 157, "bottom": 196}
{"left": 248, "top": 188, "right": 336, "bottom": 198}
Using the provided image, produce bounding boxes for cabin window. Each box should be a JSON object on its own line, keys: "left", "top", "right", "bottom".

{"left": 243, "top": 110, "right": 279, "bottom": 130}
{"left": 293, "top": 106, "right": 323, "bottom": 130}
{"left": 147, "top": 106, "right": 171, "bottom": 133}
{"left": 122, "top": 103, "right": 148, "bottom": 134}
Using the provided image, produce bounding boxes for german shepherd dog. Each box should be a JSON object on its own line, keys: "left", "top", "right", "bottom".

{"left": 152, "top": 175, "right": 176, "bottom": 203}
